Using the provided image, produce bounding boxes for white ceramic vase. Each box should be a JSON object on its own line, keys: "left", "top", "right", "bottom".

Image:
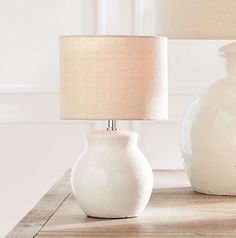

{"left": 181, "top": 42, "right": 236, "bottom": 195}
{"left": 71, "top": 130, "right": 153, "bottom": 218}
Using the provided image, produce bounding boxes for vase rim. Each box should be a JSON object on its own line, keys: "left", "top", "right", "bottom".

{"left": 219, "top": 42, "right": 236, "bottom": 57}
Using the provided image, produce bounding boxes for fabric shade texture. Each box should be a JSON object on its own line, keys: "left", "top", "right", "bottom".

{"left": 60, "top": 36, "right": 168, "bottom": 120}
{"left": 155, "top": 0, "right": 236, "bottom": 39}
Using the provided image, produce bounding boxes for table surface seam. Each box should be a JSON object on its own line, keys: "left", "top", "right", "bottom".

{"left": 33, "top": 191, "right": 71, "bottom": 237}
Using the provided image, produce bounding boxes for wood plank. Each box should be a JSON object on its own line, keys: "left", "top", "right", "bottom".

{"left": 36, "top": 170, "right": 236, "bottom": 237}
{"left": 8, "top": 170, "right": 236, "bottom": 237}
{"left": 6, "top": 170, "right": 71, "bottom": 238}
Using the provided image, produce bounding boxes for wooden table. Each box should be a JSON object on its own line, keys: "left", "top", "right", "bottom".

{"left": 7, "top": 170, "right": 236, "bottom": 237}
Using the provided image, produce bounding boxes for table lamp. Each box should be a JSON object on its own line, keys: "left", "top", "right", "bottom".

{"left": 153, "top": 0, "right": 236, "bottom": 195}
{"left": 60, "top": 36, "right": 168, "bottom": 218}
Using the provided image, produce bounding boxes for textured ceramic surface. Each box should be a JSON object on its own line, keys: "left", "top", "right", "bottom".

{"left": 181, "top": 42, "right": 236, "bottom": 195}
{"left": 71, "top": 130, "right": 153, "bottom": 218}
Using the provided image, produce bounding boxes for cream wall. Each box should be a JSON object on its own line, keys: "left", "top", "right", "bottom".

{"left": 0, "top": 0, "right": 231, "bottom": 237}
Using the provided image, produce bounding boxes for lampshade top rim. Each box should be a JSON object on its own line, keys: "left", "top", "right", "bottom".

{"left": 60, "top": 35, "right": 167, "bottom": 39}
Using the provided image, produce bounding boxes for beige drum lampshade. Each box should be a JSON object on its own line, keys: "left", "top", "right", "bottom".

{"left": 155, "top": 0, "right": 236, "bottom": 39}
{"left": 60, "top": 36, "right": 167, "bottom": 120}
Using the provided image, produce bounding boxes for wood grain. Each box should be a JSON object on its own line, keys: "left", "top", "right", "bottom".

{"left": 6, "top": 171, "right": 71, "bottom": 238}
{"left": 7, "top": 170, "right": 236, "bottom": 237}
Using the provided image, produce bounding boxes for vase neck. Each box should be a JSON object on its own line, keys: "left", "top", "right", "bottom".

{"left": 225, "top": 56, "right": 236, "bottom": 78}
{"left": 219, "top": 42, "right": 236, "bottom": 79}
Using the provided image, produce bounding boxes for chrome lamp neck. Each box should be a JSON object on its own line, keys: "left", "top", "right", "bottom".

{"left": 107, "top": 120, "right": 117, "bottom": 131}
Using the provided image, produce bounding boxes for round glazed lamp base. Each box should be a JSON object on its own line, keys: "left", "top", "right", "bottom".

{"left": 71, "top": 130, "right": 153, "bottom": 219}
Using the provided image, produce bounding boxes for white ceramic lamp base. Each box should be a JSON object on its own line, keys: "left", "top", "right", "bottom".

{"left": 71, "top": 130, "right": 153, "bottom": 218}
